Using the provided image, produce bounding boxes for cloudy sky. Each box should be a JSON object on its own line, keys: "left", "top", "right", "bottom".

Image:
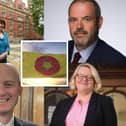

{"left": 22, "top": 41, "right": 67, "bottom": 54}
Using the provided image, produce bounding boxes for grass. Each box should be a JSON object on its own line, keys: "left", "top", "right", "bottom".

{"left": 23, "top": 52, "right": 67, "bottom": 78}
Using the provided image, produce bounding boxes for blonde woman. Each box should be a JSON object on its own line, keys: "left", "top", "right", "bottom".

{"left": 50, "top": 63, "right": 117, "bottom": 126}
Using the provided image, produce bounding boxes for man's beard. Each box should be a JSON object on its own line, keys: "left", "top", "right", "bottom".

{"left": 71, "top": 27, "right": 99, "bottom": 50}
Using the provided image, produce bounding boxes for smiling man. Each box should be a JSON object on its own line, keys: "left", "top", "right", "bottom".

{"left": 0, "top": 63, "right": 38, "bottom": 126}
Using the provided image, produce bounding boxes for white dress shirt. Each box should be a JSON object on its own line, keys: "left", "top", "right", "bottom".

{"left": 0, "top": 116, "right": 14, "bottom": 126}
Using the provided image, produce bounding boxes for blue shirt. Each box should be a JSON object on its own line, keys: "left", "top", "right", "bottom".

{"left": 0, "top": 32, "right": 10, "bottom": 54}
{"left": 71, "top": 40, "right": 97, "bottom": 63}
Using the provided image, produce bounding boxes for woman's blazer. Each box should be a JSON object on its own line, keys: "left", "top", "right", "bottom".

{"left": 50, "top": 92, "right": 117, "bottom": 126}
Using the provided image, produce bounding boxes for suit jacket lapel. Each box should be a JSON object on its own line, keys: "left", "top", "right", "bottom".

{"left": 87, "top": 39, "right": 102, "bottom": 63}
{"left": 68, "top": 40, "right": 74, "bottom": 62}
{"left": 69, "top": 39, "right": 102, "bottom": 65}
{"left": 62, "top": 96, "right": 76, "bottom": 123}
{"left": 14, "top": 117, "right": 21, "bottom": 126}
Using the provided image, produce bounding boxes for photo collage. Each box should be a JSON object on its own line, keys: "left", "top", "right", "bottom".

{"left": 0, "top": 0, "right": 126, "bottom": 126}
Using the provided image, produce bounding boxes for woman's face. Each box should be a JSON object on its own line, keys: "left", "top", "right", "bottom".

{"left": 75, "top": 66, "right": 95, "bottom": 93}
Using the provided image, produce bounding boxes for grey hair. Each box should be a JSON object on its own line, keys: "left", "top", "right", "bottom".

{"left": 68, "top": 0, "right": 101, "bottom": 21}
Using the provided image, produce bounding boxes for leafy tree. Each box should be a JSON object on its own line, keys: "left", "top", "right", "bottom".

{"left": 30, "top": 0, "right": 44, "bottom": 35}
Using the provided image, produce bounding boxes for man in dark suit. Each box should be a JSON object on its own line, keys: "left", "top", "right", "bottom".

{"left": 0, "top": 63, "right": 38, "bottom": 126}
{"left": 68, "top": 0, "right": 126, "bottom": 67}
{"left": 69, "top": 38, "right": 126, "bottom": 67}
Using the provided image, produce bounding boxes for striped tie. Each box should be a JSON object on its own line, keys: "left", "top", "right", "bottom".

{"left": 72, "top": 52, "right": 81, "bottom": 65}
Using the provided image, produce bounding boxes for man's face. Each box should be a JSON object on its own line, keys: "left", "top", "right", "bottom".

{"left": 0, "top": 64, "right": 22, "bottom": 115}
{"left": 68, "top": 2, "right": 102, "bottom": 50}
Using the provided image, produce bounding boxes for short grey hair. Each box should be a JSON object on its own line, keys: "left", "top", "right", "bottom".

{"left": 68, "top": 0, "right": 101, "bottom": 21}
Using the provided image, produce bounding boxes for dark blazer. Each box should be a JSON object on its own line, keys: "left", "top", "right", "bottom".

{"left": 69, "top": 39, "right": 126, "bottom": 67}
{"left": 50, "top": 92, "right": 117, "bottom": 126}
{"left": 14, "top": 117, "right": 38, "bottom": 126}
{"left": 0, "top": 58, "right": 7, "bottom": 63}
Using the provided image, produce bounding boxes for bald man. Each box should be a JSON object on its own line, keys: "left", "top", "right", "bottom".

{"left": 0, "top": 63, "right": 38, "bottom": 126}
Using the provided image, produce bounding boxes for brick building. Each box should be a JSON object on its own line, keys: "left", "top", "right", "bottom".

{"left": 0, "top": 0, "right": 42, "bottom": 42}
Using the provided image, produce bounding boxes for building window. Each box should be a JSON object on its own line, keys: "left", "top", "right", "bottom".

{"left": 17, "top": 15, "right": 24, "bottom": 21}
{"left": 18, "top": 4, "right": 23, "bottom": 10}
{"left": 9, "top": 12, "right": 14, "bottom": 19}
{"left": 24, "top": 23, "right": 30, "bottom": 32}
{"left": 24, "top": 29, "right": 29, "bottom": 33}
{"left": 18, "top": 23, "right": 23, "bottom": 31}
{"left": 18, "top": 32, "right": 23, "bottom": 37}
{"left": 9, "top": 21, "right": 14, "bottom": 31}
{"left": 2, "top": 8, "right": 6, "bottom": 17}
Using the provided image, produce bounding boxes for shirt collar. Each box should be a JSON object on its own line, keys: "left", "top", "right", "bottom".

{"left": 72, "top": 40, "right": 98, "bottom": 63}
{"left": 0, "top": 115, "right": 14, "bottom": 126}
{"left": 74, "top": 96, "right": 89, "bottom": 106}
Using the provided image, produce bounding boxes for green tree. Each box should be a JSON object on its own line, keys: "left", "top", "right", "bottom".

{"left": 30, "top": 0, "right": 44, "bottom": 35}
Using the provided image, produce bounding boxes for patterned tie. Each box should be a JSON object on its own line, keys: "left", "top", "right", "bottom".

{"left": 72, "top": 52, "right": 81, "bottom": 65}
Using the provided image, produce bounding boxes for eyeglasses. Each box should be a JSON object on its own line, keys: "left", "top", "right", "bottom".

{"left": 76, "top": 74, "right": 93, "bottom": 81}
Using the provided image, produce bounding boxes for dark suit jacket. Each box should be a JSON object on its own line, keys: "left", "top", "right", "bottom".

{"left": 0, "top": 57, "right": 7, "bottom": 63}
{"left": 14, "top": 117, "right": 38, "bottom": 126}
{"left": 50, "top": 92, "right": 117, "bottom": 126}
{"left": 69, "top": 39, "right": 126, "bottom": 67}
